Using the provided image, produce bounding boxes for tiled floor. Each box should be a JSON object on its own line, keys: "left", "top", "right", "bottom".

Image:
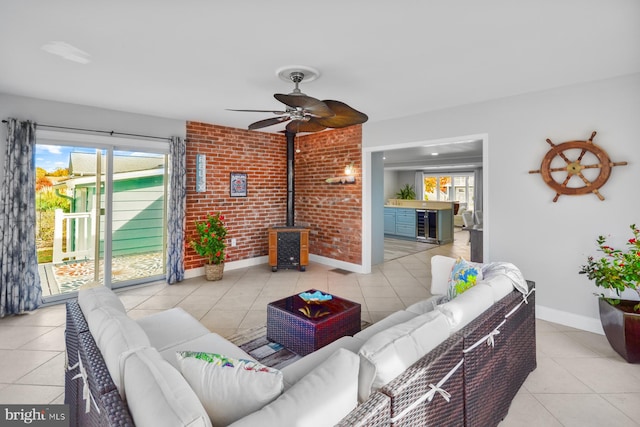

{"left": 1, "top": 231, "right": 639, "bottom": 426}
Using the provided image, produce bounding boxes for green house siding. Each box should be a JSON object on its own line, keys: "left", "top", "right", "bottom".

{"left": 75, "top": 174, "right": 165, "bottom": 257}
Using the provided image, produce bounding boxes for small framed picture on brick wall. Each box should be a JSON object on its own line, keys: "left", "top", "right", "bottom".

{"left": 230, "top": 172, "right": 247, "bottom": 197}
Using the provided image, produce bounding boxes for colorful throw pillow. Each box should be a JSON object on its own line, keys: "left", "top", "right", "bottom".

{"left": 448, "top": 257, "right": 483, "bottom": 300}
{"left": 176, "top": 352, "right": 283, "bottom": 426}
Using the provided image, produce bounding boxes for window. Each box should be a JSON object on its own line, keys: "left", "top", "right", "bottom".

{"left": 423, "top": 173, "right": 474, "bottom": 211}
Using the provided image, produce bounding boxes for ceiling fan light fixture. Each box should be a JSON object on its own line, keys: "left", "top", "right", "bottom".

{"left": 276, "top": 65, "right": 320, "bottom": 84}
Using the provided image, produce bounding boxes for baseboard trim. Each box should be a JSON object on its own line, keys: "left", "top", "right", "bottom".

{"left": 536, "top": 304, "right": 604, "bottom": 335}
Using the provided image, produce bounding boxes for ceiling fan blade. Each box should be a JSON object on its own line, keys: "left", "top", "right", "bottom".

{"left": 227, "top": 108, "right": 287, "bottom": 115}
{"left": 274, "top": 94, "right": 335, "bottom": 118}
{"left": 248, "top": 116, "right": 290, "bottom": 130}
{"left": 286, "top": 119, "right": 327, "bottom": 133}
{"left": 314, "top": 100, "right": 368, "bottom": 128}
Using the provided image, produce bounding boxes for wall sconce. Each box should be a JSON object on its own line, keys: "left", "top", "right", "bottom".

{"left": 344, "top": 162, "right": 354, "bottom": 176}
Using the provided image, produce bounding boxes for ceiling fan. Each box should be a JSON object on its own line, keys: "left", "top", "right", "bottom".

{"left": 228, "top": 69, "right": 368, "bottom": 133}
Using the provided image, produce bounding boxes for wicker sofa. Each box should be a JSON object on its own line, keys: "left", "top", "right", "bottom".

{"left": 65, "top": 256, "right": 536, "bottom": 427}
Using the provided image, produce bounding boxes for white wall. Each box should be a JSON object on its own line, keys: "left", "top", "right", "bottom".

{"left": 0, "top": 93, "right": 186, "bottom": 183}
{"left": 364, "top": 73, "right": 640, "bottom": 333}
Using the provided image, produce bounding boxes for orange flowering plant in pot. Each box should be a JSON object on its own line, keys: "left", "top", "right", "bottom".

{"left": 190, "top": 212, "right": 228, "bottom": 280}
{"left": 579, "top": 224, "right": 640, "bottom": 363}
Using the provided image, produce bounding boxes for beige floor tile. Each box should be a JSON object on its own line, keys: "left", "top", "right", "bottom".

{"left": 523, "top": 357, "right": 592, "bottom": 394}
{"left": 364, "top": 297, "right": 405, "bottom": 312}
{"left": 554, "top": 357, "right": 640, "bottom": 393}
{"left": 199, "top": 309, "right": 247, "bottom": 332}
{"left": 0, "top": 350, "right": 59, "bottom": 383}
{"left": 118, "top": 294, "right": 151, "bottom": 310}
{"left": 0, "top": 326, "right": 55, "bottom": 350}
{"left": 536, "top": 331, "right": 601, "bottom": 358}
{"left": 213, "top": 294, "right": 258, "bottom": 310}
{"left": 20, "top": 326, "right": 66, "bottom": 352}
{"left": 239, "top": 310, "right": 267, "bottom": 329}
{"left": 361, "top": 286, "right": 398, "bottom": 297}
{"left": 0, "top": 306, "right": 66, "bottom": 327}
{"left": 15, "top": 352, "right": 65, "bottom": 386}
{"left": 156, "top": 282, "right": 202, "bottom": 296}
{"left": 134, "top": 295, "right": 185, "bottom": 310}
{"left": 499, "top": 390, "right": 563, "bottom": 427}
{"left": 126, "top": 309, "right": 165, "bottom": 320}
{"left": 601, "top": 392, "right": 640, "bottom": 421}
{"left": 533, "top": 393, "right": 637, "bottom": 427}
{"left": 563, "top": 330, "right": 620, "bottom": 358}
{"left": 391, "top": 285, "right": 430, "bottom": 298}
{"left": 0, "top": 384, "right": 64, "bottom": 404}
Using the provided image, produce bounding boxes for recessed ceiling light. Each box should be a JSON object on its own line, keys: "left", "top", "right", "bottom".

{"left": 41, "top": 41, "right": 91, "bottom": 64}
{"left": 431, "top": 152, "right": 439, "bottom": 156}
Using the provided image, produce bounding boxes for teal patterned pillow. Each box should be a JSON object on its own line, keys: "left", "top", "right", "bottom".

{"left": 447, "top": 257, "right": 483, "bottom": 300}
{"left": 176, "top": 351, "right": 283, "bottom": 426}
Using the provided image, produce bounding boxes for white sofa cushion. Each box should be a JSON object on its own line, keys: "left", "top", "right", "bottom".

{"left": 84, "top": 306, "right": 151, "bottom": 392}
{"left": 480, "top": 274, "right": 515, "bottom": 302}
{"left": 280, "top": 336, "right": 363, "bottom": 389}
{"left": 437, "top": 283, "right": 494, "bottom": 332}
{"left": 177, "top": 352, "right": 283, "bottom": 427}
{"left": 430, "top": 255, "right": 457, "bottom": 296}
{"left": 136, "top": 307, "right": 212, "bottom": 351}
{"left": 354, "top": 310, "right": 418, "bottom": 342}
{"left": 404, "top": 295, "right": 448, "bottom": 316}
{"left": 228, "top": 348, "right": 360, "bottom": 427}
{"left": 122, "top": 347, "right": 211, "bottom": 427}
{"left": 357, "top": 310, "right": 450, "bottom": 402}
{"left": 78, "top": 286, "right": 126, "bottom": 314}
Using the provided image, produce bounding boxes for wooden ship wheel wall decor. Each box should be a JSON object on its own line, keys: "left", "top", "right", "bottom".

{"left": 529, "top": 131, "right": 628, "bottom": 202}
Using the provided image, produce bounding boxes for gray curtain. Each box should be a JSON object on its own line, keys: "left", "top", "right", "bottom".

{"left": 0, "top": 119, "right": 42, "bottom": 316}
{"left": 166, "top": 136, "right": 186, "bottom": 284}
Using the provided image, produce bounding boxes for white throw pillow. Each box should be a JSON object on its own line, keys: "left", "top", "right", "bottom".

{"left": 123, "top": 347, "right": 211, "bottom": 427}
{"left": 357, "top": 310, "right": 450, "bottom": 402}
{"left": 177, "top": 352, "right": 284, "bottom": 427}
{"left": 228, "top": 348, "right": 360, "bottom": 427}
{"left": 430, "top": 255, "right": 457, "bottom": 296}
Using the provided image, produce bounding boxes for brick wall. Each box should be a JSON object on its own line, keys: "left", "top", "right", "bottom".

{"left": 296, "top": 126, "right": 363, "bottom": 265}
{"left": 184, "top": 122, "right": 287, "bottom": 270}
{"left": 184, "top": 121, "right": 362, "bottom": 270}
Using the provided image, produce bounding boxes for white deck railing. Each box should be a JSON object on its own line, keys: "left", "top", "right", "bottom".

{"left": 53, "top": 209, "right": 95, "bottom": 263}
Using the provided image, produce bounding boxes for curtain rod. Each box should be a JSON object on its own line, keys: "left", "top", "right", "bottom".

{"left": 2, "top": 119, "right": 172, "bottom": 142}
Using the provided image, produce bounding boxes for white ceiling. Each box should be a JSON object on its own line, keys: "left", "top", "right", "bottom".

{"left": 1, "top": 1, "right": 639, "bottom": 167}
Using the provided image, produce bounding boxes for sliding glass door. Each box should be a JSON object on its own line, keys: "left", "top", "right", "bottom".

{"left": 35, "top": 133, "right": 168, "bottom": 300}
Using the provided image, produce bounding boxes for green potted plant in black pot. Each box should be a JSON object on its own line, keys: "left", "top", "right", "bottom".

{"left": 579, "top": 224, "right": 640, "bottom": 363}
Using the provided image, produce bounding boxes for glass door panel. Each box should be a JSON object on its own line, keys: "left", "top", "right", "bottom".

{"left": 109, "top": 150, "right": 166, "bottom": 287}
{"left": 35, "top": 145, "right": 105, "bottom": 297}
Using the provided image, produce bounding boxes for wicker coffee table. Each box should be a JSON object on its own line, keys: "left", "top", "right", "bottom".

{"left": 266, "top": 289, "right": 361, "bottom": 356}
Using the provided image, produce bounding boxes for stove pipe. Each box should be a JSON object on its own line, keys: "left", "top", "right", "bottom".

{"left": 285, "top": 130, "right": 295, "bottom": 226}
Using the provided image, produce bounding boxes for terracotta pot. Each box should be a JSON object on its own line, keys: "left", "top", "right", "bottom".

{"left": 204, "top": 263, "right": 224, "bottom": 281}
{"left": 598, "top": 297, "right": 640, "bottom": 363}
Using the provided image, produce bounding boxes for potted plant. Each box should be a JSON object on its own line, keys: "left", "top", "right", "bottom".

{"left": 579, "top": 224, "right": 640, "bottom": 362}
{"left": 190, "top": 212, "right": 228, "bottom": 281}
{"left": 396, "top": 184, "right": 416, "bottom": 200}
